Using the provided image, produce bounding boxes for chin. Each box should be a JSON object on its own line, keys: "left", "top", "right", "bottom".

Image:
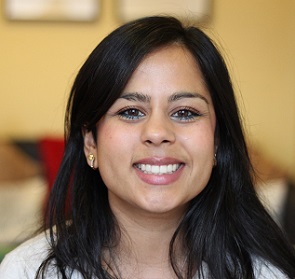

{"left": 139, "top": 199, "right": 188, "bottom": 216}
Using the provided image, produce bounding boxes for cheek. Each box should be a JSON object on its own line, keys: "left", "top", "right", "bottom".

{"left": 96, "top": 124, "right": 116, "bottom": 165}
{"left": 96, "top": 123, "right": 136, "bottom": 165}
{"left": 97, "top": 120, "right": 125, "bottom": 147}
{"left": 97, "top": 122, "right": 114, "bottom": 142}
{"left": 179, "top": 125, "right": 215, "bottom": 151}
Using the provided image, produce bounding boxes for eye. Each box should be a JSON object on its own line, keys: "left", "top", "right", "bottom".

{"left": 118, "top": 107, "right": 145, "bottom": 120}
{"left": 171, "top": 108, "right": 201, "bottom": 122}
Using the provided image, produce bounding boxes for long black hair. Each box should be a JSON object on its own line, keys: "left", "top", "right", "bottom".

{"left": 37, "top": 16, "right": 295, "bottom": 278}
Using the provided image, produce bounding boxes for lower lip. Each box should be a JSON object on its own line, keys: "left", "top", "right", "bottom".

{"left": 134, "top": 165, "right": 184, "bottom": 185}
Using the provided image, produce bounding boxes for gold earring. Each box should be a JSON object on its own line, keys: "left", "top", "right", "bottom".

{"left": 88, "top": 153, "right": 95, "bottom": 169}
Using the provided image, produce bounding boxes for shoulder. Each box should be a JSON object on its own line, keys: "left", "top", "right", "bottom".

{"left": 193, "top": 258, "right": 289, "bottom": 279}
{"left": 0, "top": 233, "right": 56, "bottom": 278}
{"left": 253, "top": 257, "right": 289, "bottom": 279}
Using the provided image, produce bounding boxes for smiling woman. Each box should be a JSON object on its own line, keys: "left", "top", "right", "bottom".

{"left": 83, "top": 45, "right": 215, "bottom": 216}
{"left": 0, "top": 16, "right": 295, "bottom": 279}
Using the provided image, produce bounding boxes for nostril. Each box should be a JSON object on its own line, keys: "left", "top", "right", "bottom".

{"left": 144, "top": 138, "right": 172, "bottom": 145}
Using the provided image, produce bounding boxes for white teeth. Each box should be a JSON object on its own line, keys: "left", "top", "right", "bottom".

{"left": 151, "top": 165, "right": 159, "bottom": 173}
{"left": 159, "top": 165, "right": 166, "bottom": 174}
{"left": 135, "top": 164, "right": 181, "bottom": 174}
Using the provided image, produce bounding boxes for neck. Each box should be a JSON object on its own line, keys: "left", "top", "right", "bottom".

{"left": 106, "top": 202, "right": 187, "bottom": 278}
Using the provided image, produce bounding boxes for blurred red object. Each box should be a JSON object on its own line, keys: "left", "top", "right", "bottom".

{"left": 39, "top": 137, "right": 65, "bottom": 190}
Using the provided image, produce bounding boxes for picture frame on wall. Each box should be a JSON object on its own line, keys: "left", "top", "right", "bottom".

{"left": 5, "top": 0, "right": 99, "bottom": 21}
{"left": 118, "top": 0, "right": 211, "bottom": 22}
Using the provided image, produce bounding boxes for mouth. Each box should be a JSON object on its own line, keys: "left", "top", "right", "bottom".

{"left": 134, "top": 163, "right": 183, "bottom": 175}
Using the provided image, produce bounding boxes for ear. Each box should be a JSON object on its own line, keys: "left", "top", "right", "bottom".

{"left": 82, "top": 128, "right": 98, "bottom": 169}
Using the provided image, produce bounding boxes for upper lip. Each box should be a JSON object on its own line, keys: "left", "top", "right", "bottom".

{"left": 133, "top": 157, "right": 184, "bottom": 166}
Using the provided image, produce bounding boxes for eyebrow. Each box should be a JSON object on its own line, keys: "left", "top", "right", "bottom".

{"left": 168, "top": 92, "right": 209, "bottom": 104}
{"left": 119, "top": 92, "right": 151, "bottom": 103}
{"left": 119, "top": 91, "right": 209, "bottom": 104}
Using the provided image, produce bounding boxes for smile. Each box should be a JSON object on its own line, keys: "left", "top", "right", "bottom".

{"left": 134, "top": 163, "right": 182, "bottom": 175}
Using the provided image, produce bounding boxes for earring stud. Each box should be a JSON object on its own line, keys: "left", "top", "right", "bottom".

{"left": 213, "top": 153, "right": 217, "bottom": 167}
{"left": 88, "top": 153, "right": 95, "bottom": 169}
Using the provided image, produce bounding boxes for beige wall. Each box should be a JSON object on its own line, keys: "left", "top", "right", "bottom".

{"left": 0, "top": 0, "right": 119, "bottom": 138}
{"left": 210, "top": 1, "right": 295, "bottom": 178}
{"left": 0, "top": 0, "right": 294, "bottom": 177}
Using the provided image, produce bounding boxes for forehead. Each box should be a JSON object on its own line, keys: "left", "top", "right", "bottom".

{"left": 123, "top": 45, "right": 210, "bottom": 100}
{"left": 137, "top": 45, "right": 201, "bottom": 75}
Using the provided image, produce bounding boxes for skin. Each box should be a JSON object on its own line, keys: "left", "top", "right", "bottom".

{"left": 84, "top": 44, "right": 216, "bottom": 278}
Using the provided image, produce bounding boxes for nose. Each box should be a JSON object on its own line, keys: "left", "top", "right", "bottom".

{"left": 141, "top": 114, "right": 176, "bottom": 146}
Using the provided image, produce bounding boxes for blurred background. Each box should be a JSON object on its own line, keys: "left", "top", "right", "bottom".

{"left": 0, "top": 0, "right": 294, "bottom": 259}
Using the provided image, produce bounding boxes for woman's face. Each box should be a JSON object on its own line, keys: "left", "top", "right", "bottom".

{"left": 84, "top": 45, "right": 216, "bottom": 217}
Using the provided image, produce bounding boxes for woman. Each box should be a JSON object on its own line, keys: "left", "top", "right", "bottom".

{"left": 1, "top": 16, "right": 294, "bottom": 279}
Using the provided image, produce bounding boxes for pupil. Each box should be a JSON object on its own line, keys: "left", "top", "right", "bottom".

{"left": 130, "top": 109, "right": 137, "bottom": 116}
{"left": 180, "top": 110, "right": 188, "bottom": 117}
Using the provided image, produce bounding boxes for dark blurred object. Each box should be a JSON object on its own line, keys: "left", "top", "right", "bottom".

{"left": 282, "top": 181, "right": 295, "bottom": 244}
{"left": 249, "top": 146, "right": 295, "bottom": 244}
{"left": 0, "top": 141, "right": 41, "bottom": 182}
{"left": 12, "top": 140, "right": 41, "bottom": 162}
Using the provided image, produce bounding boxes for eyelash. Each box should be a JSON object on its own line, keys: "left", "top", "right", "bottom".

{"left": 171, "top": 107, "right": 202, "bottom": 122}
{"left": 117, "top": 106, "right": 202, "bottom": 122}
{"left": 117, "top": 107, "right": 145, "bottom": 120}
